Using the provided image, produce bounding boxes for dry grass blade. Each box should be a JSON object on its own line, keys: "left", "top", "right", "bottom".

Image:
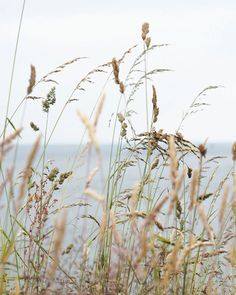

{"left": 77, "top": 110, "right": 99, "bottom": 152}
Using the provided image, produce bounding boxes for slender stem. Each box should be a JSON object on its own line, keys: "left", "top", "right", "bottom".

{"left": 2, "top": 0, "right": 26, "bottom": 141}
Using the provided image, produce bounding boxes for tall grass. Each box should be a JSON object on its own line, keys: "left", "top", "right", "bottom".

{"left": 0, "top": 15, "right": 236, "bottom": 295}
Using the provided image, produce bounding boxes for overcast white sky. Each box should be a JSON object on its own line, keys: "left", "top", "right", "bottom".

{"left": 0, "top": 1, "right": 236, "bottom": 144}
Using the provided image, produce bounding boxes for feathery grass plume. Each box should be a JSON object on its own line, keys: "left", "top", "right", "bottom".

{"left": 77, "top": 110, "right": 99, "bottom": 152}
{"left": 0, "top": 128, "right": 22, "bottom": 163}
{"left": 219, "top": 184, "right": 229, "bottom": 224}
{"left": 85, "top": 167, "right": 98, "bottom": 189}
{"left": 134, "top": 231, "right": 148, "bottom": 270}
{"left": 226, "top": 245, "right": 236, "bottom": 267}
{"left": 110, "top": 210, "right": 122, "bottom": 247}
{"left": 232, "top": 142, "right": 236, "bottom": 161}
{"left": 30, "top": 121, "right": 39, "bottom": 131}
{"left": 141, "top": 22, "right": 149, "bottom": 40}
{"left": 0, "top": 128, "right": 22, "bottom": 148}
{"left": 27, "top": 64, "right": 36, "bottom": 95}
{"left": 162, "top": 237, "right": 182, "bottom": 291}
{"left": 99, "top": 209, "right": 107, "bottom": 248}
{"left": 176, "top": 240, "right": 214, "bottom": 270}
{"left": 17, "top": 135, "right": 40, "bottom": 202}
{"left": 189, "top": 169, "right": 199, "bottom": 210}
{"left": 196, "top": 202, "right": 214, "bottom": 241}
{"left": 134, "top": 196, "right": 168, "bottom": 267}
{"left": 170, "top": 168, "right": 186, "bottom": 217}
{"left": 168, "top": 136, "right": 182, "bottom": 214}
{"left": 130, "top": 184, "right": 141, "bottom": 231}
{"left": 13, "top": 279, "right": 20, "bottom": 295}
{"left": 204, "top": 277, "right": 213, "bottom": 295}
{"left": 48, "top": 212, "right": 67, "bottom": 280}
{"left": 84, "top": 188, "right": 105, "bottom": 202}
{"left": 93, "top": 93, "right": 106, "bottom": 128}
{"left": 143, "top": 196, "right": 168, "bottom": 224}
{"left": 169, "top": 136, "right": 178, "bottom": 186}
{"left": 111, "top": 58, "right": 120, "bottom": 84}
{"left": 152, "top": 85, "right": 159, "bottom": 123}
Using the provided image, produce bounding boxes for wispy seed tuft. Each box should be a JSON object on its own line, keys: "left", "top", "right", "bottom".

{"left": 27, "top": 64, "right": 36, "bottom": 95}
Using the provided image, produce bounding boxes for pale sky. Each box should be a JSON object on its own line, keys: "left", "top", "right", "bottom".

{"left": 0, "top": 1, "right": 236, "bottom": 144}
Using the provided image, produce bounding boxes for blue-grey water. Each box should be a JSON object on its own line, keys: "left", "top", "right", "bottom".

{"left": 0, "top": 143, "right": 234, "bottom": 248}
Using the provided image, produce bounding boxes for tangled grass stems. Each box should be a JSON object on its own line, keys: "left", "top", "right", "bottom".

{"left": 1, "top": 21, "right": 236, "bottom": 295}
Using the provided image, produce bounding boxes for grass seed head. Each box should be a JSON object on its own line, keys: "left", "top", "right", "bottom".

{"left": 27, "top": 64, "right": 36, "bottom": 95}
{"left": 141, "top": 22, "right": 149, "bottom": 40}
{"left": 198, "top": 143, "right": 207, "bottom": 157}
{"left": 30, "top": 121, "right": 39, "bottom": 131}
{"left": 111, "top": 57, "right": 120, "bottom": 84}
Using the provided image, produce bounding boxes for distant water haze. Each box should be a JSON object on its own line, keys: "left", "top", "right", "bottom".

{"left": 0, "top": 143, "right": 234, "bottom": 258}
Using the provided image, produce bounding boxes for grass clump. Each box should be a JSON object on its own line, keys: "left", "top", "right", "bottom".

{"left": 1, "top": 18, "right": 236, "bottom": 295}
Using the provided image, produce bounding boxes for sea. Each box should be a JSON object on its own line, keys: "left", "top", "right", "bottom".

{"left": 0, "top": 143, "right": 234, "bottom": 244}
